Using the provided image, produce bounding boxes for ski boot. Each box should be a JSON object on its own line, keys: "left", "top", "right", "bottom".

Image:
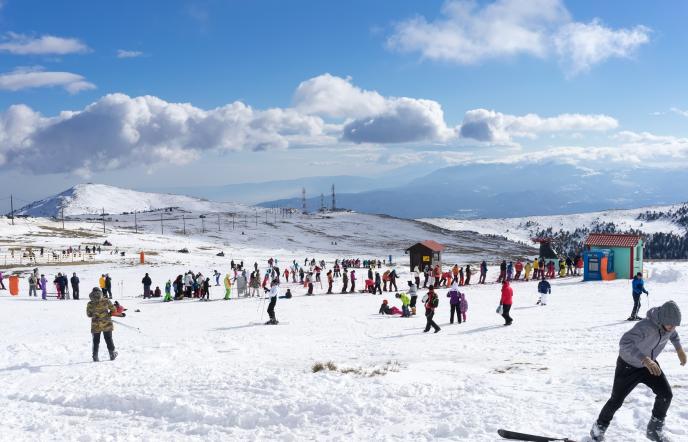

{"left": 109, "top": 350, "right": 118, "bottom": 361}
{"left": 590, "top": 421, "right": 607, "bottom": 441}
{"left": 647, "top": 416, "right": 670, "bottom": 441}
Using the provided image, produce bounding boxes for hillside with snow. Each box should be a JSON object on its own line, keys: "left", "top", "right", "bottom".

{"left": 420, "top": 203, "right": 687, "bottom": 245}
{"left": 1, "top": 207, "right": 687, "bottom": 441}
{"left": 14, "top": 184, "right": 249, "bottom": 217}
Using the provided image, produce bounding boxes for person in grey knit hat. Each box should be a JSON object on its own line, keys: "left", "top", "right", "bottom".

{"left": 591, "top": 301, "right": 686, "bottom": 441}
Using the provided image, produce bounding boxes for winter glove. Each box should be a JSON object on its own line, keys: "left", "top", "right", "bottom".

{"left": 678, "top": 348, "right": 687, "bottom": 366}
{"left": 642, "top": 357, "right": 662, "bottom": 376}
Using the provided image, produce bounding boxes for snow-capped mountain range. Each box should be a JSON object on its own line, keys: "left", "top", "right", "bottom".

{"left": 15, "top": 184, "right": 249, "bottom": 217}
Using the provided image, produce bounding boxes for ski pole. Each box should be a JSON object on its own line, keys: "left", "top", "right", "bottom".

{"left": 112, "top": 319, "right": 142, "bottom": 333}
{"left": 259, "top": 294, "right": 267, "bottom": 322}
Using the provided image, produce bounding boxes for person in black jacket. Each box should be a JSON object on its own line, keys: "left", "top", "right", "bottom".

{"left": 497, "top": 260, "right": 507, "bottom": 283}
{"left": 105, "top": 274, "right": 112, "bottom": 299}
{"left": 142, "top": 273, "right": 152, "bottom": 298}
{"left": 373, "top": 272, "right": 382, "bottom": 295}
{"left": 70, "top": 272, "right": 80, "bottom": 300}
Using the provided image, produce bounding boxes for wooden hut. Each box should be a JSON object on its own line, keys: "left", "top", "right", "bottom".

{"left": 405, "top": 240, "right": 444, "bottom": 272}
{"left": 584, "top": 233, "right": 643, "bottom": 280}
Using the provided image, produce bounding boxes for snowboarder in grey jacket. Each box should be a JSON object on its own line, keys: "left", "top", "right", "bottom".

{"left": 591, "top": 301, "right": 686, "bottom": 442}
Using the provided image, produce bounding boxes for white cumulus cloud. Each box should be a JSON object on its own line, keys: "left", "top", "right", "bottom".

{"left": 554, "top": 20, "right": 650, "bottom": 75}
{"left": 0, "top": 67, "right": 96, "bottom": 93}
{"left": 459, "top": 108, "right": 618, "bottom": 143}
{"left": 0, "top": 32, "right": 90, "bottom": 55}
{"left": 294, "top": 74, "right": 387, "bottom": 119}
{"left": 0, "top": 93, "right": 337, "bottom": 176}
{"left": 387, "top": 0, "right": 650, "bottom": 75}
{"left": 294, "top": 74, "right": 455, "bottom": 144}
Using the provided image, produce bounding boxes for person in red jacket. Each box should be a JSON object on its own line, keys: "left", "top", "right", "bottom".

{"left": 500, "top": 280, "right": 513, "bottom": 326}
{"left": 514, "top": 260, "right": 523, "bottom": 280}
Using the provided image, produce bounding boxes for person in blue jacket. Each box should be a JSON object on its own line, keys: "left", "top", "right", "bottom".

{"left": 629, "top": 272, "right": 649, "bottom": 321}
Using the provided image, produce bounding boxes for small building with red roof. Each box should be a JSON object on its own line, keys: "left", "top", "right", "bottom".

{"left": 405, "top": 240, "right": 444, "bottom": 272}
{"left": 584, "top": 233, "right": 643, "bottom": 280}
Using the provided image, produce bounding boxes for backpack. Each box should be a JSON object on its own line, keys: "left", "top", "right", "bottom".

{"left": 431, "top": 295, "right": 439, "bottom": 308}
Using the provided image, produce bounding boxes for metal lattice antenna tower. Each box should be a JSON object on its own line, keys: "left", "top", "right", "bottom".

{"left": 331, "top": 184, "right": 336, "bottom": 211}
{"left": 301, "top": 187, "right": 307, "bottom": 214}
{"left": 320, "top": 193, "right": 325, "bottom": 212}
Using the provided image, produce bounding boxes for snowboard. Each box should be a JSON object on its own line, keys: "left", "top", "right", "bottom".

{"left": 498, "top": 428, "right": 577, "bottom": 442}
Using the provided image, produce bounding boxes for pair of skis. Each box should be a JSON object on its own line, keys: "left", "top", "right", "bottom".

{"left": 498, "top": 429, "right": 577, "bottom": 442}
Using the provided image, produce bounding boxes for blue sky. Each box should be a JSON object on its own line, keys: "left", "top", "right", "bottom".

{"left": 1, "top": 0, "right": 688, "bottom": 208}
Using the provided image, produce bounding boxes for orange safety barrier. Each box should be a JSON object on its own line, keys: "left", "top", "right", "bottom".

{"left": 140, "top": 251, "right": 145, "bottom": 264}
{"left": 9, "top": 275, "right": 19, "bottom": 296}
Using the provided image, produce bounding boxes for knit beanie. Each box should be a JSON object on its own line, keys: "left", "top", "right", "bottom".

{"left": 89, "top": 287, "right": 103, "bottom": 301}
{"left": 658, "top": 301, "right": 681, "bottom": 326}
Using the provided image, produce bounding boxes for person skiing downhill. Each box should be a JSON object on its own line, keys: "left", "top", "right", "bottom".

{"left": 630, "top": 272, "right": 649, "bottom": 320}
{"left": 86, "top": 287, "right": 117, "bottom": 362}
{"left": 591, "top": 301, "right": 685, "bottom": 442}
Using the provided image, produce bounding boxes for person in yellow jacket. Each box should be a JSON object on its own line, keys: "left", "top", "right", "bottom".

{"left": 99, "top": 274, "right": 106, "bottom": 290}
{"left": 524, "top": 261, "right": 532, "bottom": 281}
{"left": 223, "top": 273, "right": 232, "bottom": 300}
{"left": 395, "top": 292, "right": 411, "bottom": 317}
{"left": 533, "top": 258, "right": 540, "bottom": 279}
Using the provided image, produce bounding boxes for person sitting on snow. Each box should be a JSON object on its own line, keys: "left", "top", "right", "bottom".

{"left": 379, "top": 299, "right": 402, "bottom": 316}
{"left": 112, "top": 301, "right": 127, "bottom": 317}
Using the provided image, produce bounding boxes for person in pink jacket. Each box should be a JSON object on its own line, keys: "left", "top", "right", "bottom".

{"left": 500, "top": 280, "right": 513, "bottom": 326}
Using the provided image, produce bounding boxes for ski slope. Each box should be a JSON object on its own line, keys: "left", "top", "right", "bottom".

{"left": 0, "top": 207, "right": 686, "bottom": 441}
{"left": 1, "top": 258, "right": 686, "bottom": 441}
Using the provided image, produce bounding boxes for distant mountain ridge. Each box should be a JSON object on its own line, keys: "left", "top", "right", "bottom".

{"left": 259, "top": 162, "right": 688, "bottom": 219}
{"left": 14, "top": 183, "right": 249, "bottom": 217}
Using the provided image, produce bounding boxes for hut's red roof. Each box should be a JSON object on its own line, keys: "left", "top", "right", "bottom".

{"left": 421, "top": 240, "right": 445, "bottom": 252}
{"left": 585, "top": 233, "right": 641, "bottom": 248}
{"left": 407, "top": 240, "right": 445, "bottom": 252}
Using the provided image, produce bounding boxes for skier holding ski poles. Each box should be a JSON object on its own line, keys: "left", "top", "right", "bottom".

{"left": 629, "top": 272, "right": 649, "bottom": 321}
{"left": 265, "top": 280, "right": 279, "bottom": 325}
{"left": 591, "top": 301, "right": 685, "bottom": 441}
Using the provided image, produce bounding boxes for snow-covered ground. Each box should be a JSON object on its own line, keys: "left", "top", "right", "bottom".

{"left": 420, "top": 204, "right": 685, "bottom": 244}
{"left": 1, "top": 211, "right": 687, "bottom": 441}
